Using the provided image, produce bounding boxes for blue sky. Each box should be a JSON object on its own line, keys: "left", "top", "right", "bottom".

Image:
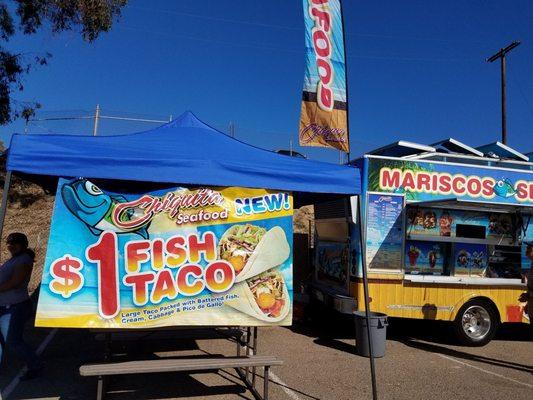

{"left": 1, "top": 0, "right": 532, "bottom": 163}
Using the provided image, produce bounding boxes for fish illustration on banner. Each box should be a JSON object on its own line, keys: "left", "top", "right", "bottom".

{"left": 35, "top": 178, "right": 293, "bottom": 328}
{"left": 299, "top": 0, "right": 349, "bottom": 152}
{"left": 61, "top": 179, "right": 150, "bottom": 239}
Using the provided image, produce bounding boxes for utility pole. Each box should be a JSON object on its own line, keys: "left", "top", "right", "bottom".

{"left": 93, "top": 104, "right": 100, "bottom": 136}
{"left": 228, "top": 121, "right": 235, "bottom": 138}
{"left": 486, "top": 41, "right": 521, "bottom": 145}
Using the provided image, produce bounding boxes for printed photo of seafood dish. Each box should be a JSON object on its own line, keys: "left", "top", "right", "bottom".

{"left": 225, "top": 268, "right": 291, "bottom": 323}
{"left": 248, "top": 269, "right": 288, "bottom": 319}
{"left": 218, "top": 224, "right": 290, "bottom": 282}
{"left": 218, "top": 224, "right": 266, "bottom": 275}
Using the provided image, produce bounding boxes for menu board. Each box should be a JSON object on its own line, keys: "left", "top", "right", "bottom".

{"left": 366, "top": 193, "right": 404, "bottom": 270}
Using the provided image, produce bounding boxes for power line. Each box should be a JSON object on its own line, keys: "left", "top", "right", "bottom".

{"left": 129, "top": 4, "right": 490, "bottom": 46}
{"left": 509, "top": 68, "right": 533, "bottom": 120}
{"left": 129, "top": 5, "right": 301, "bottom": 32}
{"left": 118, "top": 25, "right": 479, "bottom": 63}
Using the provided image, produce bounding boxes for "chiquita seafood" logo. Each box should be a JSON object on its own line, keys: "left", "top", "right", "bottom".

{"left": 300, "top": 123, "right": 347, "bottom": 145}
{"left": 379, "top": 167, "right": 533, "bottom": 202}
{"left": 112, "top": 189, "right": 226, "bottom": 229}
{"left": 61, "top": 179, "right": 226, "bottom": 238}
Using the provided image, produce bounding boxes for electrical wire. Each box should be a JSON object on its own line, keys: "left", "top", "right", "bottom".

{"left": 509, "top": 68, "right": 533, "bottom": 119}
{"left": 129, "top": 5, "right": 302, "bottom": 32}
{"left": 118, "top": 24, "right": 478, "bottom": 63}
{"left": 129, "top": 4, "right": 490, "bottom": 46}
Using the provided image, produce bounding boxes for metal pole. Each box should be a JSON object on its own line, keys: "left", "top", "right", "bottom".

{"left": 501, "top": 55, "right": 507, "bottom": 145}
{"left": 357, "top": 197, "right": 378, "bottom": 400}
{"left": 252, "top": 327, "right": 258, "bottom": 388}
{"left": 93, "top": 104, "right": 100, "bottom": 136}
{"left": 0, "top": 171, "right": 13, "bottom": 248}
{"left": 340, "top": 0, "right": 350, "bottom": 161}
{"left": 245, "top": 326, "right": 251, "bottom": 380}
{"left": 486, "top": 41, "right": 520, "bottom": 145}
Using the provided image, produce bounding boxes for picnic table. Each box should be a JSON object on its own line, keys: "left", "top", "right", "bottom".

{"left": 80, "top": 327, "right": 282, "bottom": 400}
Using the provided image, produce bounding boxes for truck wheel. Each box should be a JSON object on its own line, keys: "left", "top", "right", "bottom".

{"left": 453, "top": 299, "right": 498, "bottom": 346}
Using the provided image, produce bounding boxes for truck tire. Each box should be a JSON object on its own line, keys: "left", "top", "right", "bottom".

{"left": 453, "top": 299, "right": 499, "bottom": 346}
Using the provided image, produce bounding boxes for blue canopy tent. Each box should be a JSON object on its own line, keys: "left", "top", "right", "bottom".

{"left": 1, "top": 112, "right": 379, "bottom": 387}
{"left": 5, "top": 111, "right": 360, "bottom": 197}
{"left": 1, "top": 110, "right": 361, "bottom": 238}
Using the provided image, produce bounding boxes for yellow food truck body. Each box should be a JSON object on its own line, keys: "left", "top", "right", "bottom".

{"left": 311, "top": 141, "right": 531, "bottom": 345}
{"left": 353, "top": 275, "right": 527, "bottom": 323}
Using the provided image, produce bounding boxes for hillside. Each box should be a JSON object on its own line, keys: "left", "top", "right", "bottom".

{"left": 0, "top": 159, "right": 54, "bottom": 292}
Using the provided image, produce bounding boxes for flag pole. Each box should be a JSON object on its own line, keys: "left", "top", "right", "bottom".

{"left": 340, "top": 0, "right": 350, "bottom": 163}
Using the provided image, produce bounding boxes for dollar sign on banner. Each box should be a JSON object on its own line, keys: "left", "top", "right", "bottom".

{"left": 49, "top": 255, "right": 84, "bottom": 298}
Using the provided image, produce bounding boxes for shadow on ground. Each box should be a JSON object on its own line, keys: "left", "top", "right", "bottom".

{"left": 1, "top": 328, "right": 255, "bottom": 400}
{"left": 399, "top": 338, "right": 533, "bottom": 374}
{"left": 288, "top": 305, "right": 532, "bottom": 356}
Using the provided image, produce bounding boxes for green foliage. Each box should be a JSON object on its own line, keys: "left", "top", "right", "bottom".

{"left": 0, "top": 0, "right": 127, "bottom": 125}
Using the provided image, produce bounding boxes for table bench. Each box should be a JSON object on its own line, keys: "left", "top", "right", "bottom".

{"left": 80, "top": 355, "right": 283, "bottom": 400}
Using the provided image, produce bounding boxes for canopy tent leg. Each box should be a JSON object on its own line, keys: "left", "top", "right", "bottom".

{"left": 0, "top": 171, "right": 13, "bottom": 244}
{"left": 245, "top": 327, "right": 252, "bottom": 381}
{"left": 357, "top": 197, "right": 378, "bottom": 400}
{"left": 252, "top": 326, "right": 258, "bottom": 388}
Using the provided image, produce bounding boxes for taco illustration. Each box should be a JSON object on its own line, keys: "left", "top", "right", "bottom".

{"left": 218, "top": 224, "right": 290, "bottom": 282}
{"left": 226, "top": 268, "right": 290, "bottom": 322}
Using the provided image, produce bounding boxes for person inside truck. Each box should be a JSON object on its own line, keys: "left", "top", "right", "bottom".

{"left": 519, "top": 241, "right": 533, "bottom": 321}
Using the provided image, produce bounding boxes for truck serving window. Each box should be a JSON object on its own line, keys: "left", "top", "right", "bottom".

{"left": 456, "top": 224, "right": 486, "bottom": 239}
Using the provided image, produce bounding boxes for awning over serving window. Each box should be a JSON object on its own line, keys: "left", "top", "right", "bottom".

{"left": 6, "top": 111, "right": 361, "bottom": 197}
{"left": 408, "top": 198, "right": 533, "bottom": 213}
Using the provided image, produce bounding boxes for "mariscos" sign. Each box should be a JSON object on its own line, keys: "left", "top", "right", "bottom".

{"left": 368, "top": 158, "right": 533, "bottom": 204}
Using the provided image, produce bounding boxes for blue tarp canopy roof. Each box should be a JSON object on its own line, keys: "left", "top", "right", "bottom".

{"left": 6, "top": 111, "right": 360, "bottom": 196}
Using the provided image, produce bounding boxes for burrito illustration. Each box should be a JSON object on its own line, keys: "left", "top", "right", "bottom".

{"left": 218, "top": 224, "right": 290, "bottom": 282}
{"left": 226, "top": 268, "right": 291, "bottom": 322}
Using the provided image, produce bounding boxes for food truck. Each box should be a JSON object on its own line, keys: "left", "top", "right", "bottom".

{"left": 311, "top": 139, "right": 531, "bottom": 346}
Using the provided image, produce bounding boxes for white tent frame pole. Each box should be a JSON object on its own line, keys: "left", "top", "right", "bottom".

{"left": 0, "top": 171, "right": 12, "bottom": 244}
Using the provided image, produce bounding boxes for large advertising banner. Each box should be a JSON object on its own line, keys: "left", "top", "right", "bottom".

{"left": 299, "top": 0, "right": 349, "bottom": 152}
{"left": 36, "top": 179, "right": 293, "bottom": 328}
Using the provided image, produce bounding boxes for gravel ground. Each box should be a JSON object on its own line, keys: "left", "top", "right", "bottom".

{"left": 1, "top": 313, "right": 531, "bottom": 400}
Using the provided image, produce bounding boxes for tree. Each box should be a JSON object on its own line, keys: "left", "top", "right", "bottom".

{"left": 0, "top": 0, "right": 127, "bottom": 125}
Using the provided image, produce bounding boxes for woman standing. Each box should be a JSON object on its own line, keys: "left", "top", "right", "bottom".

{"left": 0, "top": 233, "right": 41, "bottom": 379}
